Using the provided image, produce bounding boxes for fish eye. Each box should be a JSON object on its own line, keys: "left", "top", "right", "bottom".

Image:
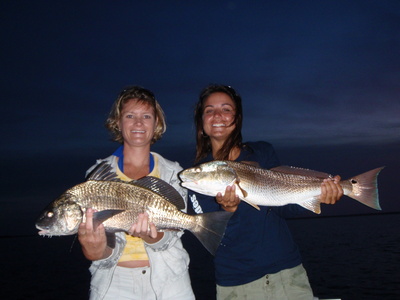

{"left": 46, "top": 211, "right": 54, "bottom": 218}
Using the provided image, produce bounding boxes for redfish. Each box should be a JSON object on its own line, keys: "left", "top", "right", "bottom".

{"left": 179, "top": 160, "right": 383, "bottom": 214}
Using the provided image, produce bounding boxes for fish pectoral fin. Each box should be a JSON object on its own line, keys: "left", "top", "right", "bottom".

{"left": 241, "top": 198, "right": 260, "bottom": 211}
{"left": 105, "top": 232, "right": 116, "bottom": 249}
{"left": 92, "top": 209, "right": 125, "bottom": 229}
{"left": 234, "top": 182, "right": 259, "bottom": 210}
{"left": 235, "top": 182, "right": 248, "bottom": 198}
{"left": 299, "top": 198, "right": 321, "bottom": 214}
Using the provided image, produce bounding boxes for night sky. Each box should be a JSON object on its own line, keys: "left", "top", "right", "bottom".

{"left": 2, "top": 1, "right": 399, "bottom": 236}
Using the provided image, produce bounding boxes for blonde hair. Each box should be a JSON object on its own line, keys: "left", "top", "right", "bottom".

{"left": 105, "top": 86, "right": 166, "bottom": 144}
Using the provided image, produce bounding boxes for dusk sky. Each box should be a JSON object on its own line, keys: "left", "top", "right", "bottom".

{"left": 2, "top": 1, "right": 399, "bottom": 236}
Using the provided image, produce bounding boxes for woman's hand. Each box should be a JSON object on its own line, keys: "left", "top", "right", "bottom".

{"left": 78, "top": 208, "right": 111, "bottom": 261}
{"left": 216, "top": 185, "right": 240, "bottom": 212}
{"left": 320, "top": 175, "right": 344, "bottom": 204}
{"left": 128, "top": 213, "right": 163, "bottom": 244}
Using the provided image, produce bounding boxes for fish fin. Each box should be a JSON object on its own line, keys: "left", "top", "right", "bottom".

{"left": 298, "top": 198, "right": 321, "bottom": 214}
{"left": 92, "top": 210, "right": 125, "bottom": 229}
{"left": 241, "top": 199, "right": 261, "bottom": 210}
{"left": 233, "top": 183, "right": 260, "bottom": 211}
{"left": 132, "top": 176, "right": 186, "bottom": 210}
{"left": 235, "top": 181, "right": 248, "bottom": 198}
{"left": 191, "top": 211, "right": 233, "bottom": 255}
{"left": 105, "top": 232, "right": 116, "bottom": 249}
{"left": 86, "top": 161, "right": 121, "bottom": 181}
{"left": 271, "top": 166, "right": 332, "bottom": 179}
{"left": 346, "top": 167, "right": 384, "bottom": 210}
{"left": 240, "top": 161, "right": 260, "bottom": 168}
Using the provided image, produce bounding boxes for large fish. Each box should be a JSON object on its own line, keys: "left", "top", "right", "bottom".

{"left": 179, "top": 160, "right": 384, "bottom": 214}
{"left": 35, "top": 162, "right": 232, "bottom": 255}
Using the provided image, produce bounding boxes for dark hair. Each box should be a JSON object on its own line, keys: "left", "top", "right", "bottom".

{"left": 194, "top": 84, "right": 243, "bottom": 163}
{"left": 105, "top": 86, "right": 166, "bottom": 144}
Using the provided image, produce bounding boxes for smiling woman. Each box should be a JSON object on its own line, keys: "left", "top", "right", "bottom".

{"left": 76, "top": 86, "right": 195, "bottom": 300}
{"left": 118, "top": 100, "right": 158, "bottom": 156}
{"left": 182, "top": 84, "right": 343, "bottom": 300}
{"left": 106, "top": 87, "right": 166, "bottom": 145}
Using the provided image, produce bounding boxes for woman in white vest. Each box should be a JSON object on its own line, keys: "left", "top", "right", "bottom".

{"left": 78, "top": 86, "right": 194, "bottom": 300}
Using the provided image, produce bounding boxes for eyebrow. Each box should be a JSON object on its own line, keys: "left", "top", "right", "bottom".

{"left": 122, "top": 109, "right": 154, "bottom": 114}
{"left": 204, "top": 103, "right": 234, "bottom": 108}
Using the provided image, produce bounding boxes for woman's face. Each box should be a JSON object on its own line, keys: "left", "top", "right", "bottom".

{"left": 202, "top": 92, "right": 236, "bottom": 142}
{"left": 118, "top": 99, "right": 156, "bottom": 148}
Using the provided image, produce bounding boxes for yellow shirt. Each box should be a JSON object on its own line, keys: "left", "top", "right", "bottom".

{"left": 117, "top": 155, "right": 161, "bottom": 262}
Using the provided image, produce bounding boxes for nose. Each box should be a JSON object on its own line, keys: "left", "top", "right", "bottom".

{"left": 212, "top": 109, "right": 222, "bottom": 118}
{"left": 132, "top": 116, "right": 143, "bottom": 125}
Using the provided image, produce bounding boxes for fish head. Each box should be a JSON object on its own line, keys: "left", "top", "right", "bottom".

{"left": 35, "top": 193, "right": 83, "bottom": 236}
{"left": 179, "top": 161, "right": 238, "bottom": 196}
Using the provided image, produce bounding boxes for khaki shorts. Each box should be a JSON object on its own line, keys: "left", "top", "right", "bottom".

{"left": 217, "top": 264, "right": 313, "bottom": 300}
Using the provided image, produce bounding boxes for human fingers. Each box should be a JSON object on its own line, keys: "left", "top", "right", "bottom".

{"left": 332, "top": 175, "right": 344, "bottom": 199}
{"left": 129, "top": 213, "right": 149, "bottom": 237}
{"left": 225, "top": 185, "right": 240, "bottom": 205}
{"left": 78, "top": 222, "right": 86, "bottom": 236}
{"left": 321, "top": 178, "right": 342, "bottom": 204}
{"left": 332, "top": 175, "right": 341, "bottom": 184}
{"left": 217, "top": 185, "right": 240, "bottom": 212}
{"left": 129, "top": 213, "right": 144, "bottom": 236}
{"left": 78, "top": 208, "right": 93, "bottom": 236}
{"left": 128, "top": 223, "right": 137, "bottom": 236}
{"left": 320, "top": 179, "right": 332, "bottom": 204}
{"left": 216, "top": 190, "right": 232, "bottom": 204}
{"left": 216, "top": 186, "right": 231, "bottom": 205}
{"left": 85, "top": 208, "right": 94, "bottom": 231}
{"left": 148, "top": 222, "right": 158, "bottom": 239}
{"left": 78, "top": 215, "right": 108, "bottom": 261}
{"left": 139, "top": 213, "right": 150, "bottom": 234}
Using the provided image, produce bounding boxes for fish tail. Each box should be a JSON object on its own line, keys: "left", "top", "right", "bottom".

{"left": 346, "top": 167, "right": 384, "bottom": 210}
{"left": 191, "top": 211, "right": 233, "bottom": 255}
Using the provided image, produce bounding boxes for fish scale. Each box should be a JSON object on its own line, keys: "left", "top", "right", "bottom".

{"left": 235, "top": 165, "right": 323, "bottom": 204}
{"left": 179, "top": 160, "right": 383, "bottom": 214}
{"left": 69, "top": 180, "right": 194, "bottom": 232}
{"left": 35, "top": 162, "right": 233, "bottom": 255}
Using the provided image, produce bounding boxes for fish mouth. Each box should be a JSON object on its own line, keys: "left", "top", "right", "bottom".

{"left": 181, "top": 180, "right": 201, "bottom": 189}
{"left": 37, "top": 228, "right": 69, "bottom": 237}
{"left": 178, "top": 174, "right": 197, "bottom": 184}
{"left": 36, "top": 225, "right": 63, "bottom": 237}
{"left": 36, "top": 226, "right": 53, "bottom": 236}
{"left": 38, "top": 230, "right": 52, "bottom": 236}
